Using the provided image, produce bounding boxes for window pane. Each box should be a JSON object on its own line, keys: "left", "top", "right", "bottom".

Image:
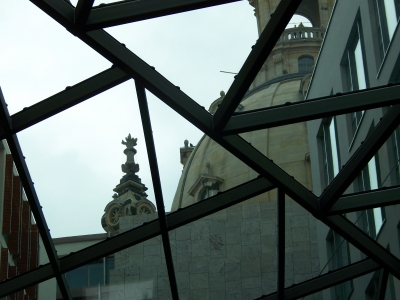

{"left": 373, "top": 207, "right": 384, "bottom": 234}
{"left": 88, "top": 261, "right": 104, "bottom": 286}
{"left": 329, "top": 119, "right": 340, "bottom": 176}
{"left": 384, "top": 0, "right": 398, "bottom": 38}
{"left": 354, "top": 39, "right": 367, "bottom": 90}
{"left": 65, "top": 266, "right": 88, "bottom": 289}
{"left": 368, "top": 157, "right": 379, "bottom": 190}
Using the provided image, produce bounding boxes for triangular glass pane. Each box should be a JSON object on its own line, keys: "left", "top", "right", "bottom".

{"left": 146, "top": 87, "right": 263, "bottom": 212}
{"left": 17, "top": 81, "right": 158, "bottom": 239}
{"left": 0, "top": 3, "right": 110, "bottom": 115}
{"left": 105, "top": 1, "right": 258, "bottom": 108}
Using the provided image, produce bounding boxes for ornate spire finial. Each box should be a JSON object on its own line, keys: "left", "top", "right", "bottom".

{"left": 121, "top": 134, "right": 139, "bottom": 174}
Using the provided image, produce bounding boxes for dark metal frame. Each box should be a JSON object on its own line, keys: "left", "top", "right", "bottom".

{"left": 0, "top": 0, "right": 399, "bottom": 299}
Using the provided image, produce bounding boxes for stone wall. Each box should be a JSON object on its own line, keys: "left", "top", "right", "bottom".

{"left": 109, "top": 200, "right": 321, "bottom": 300}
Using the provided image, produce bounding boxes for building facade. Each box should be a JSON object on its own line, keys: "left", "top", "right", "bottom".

{"left": 97, "top": 1, "right": 336, "bottom": 299}
{"left": 307, "top": 0, "right": 400, "bottom": 298}
{"left": 0, "top": 140, "right": 39, "bottom": 300}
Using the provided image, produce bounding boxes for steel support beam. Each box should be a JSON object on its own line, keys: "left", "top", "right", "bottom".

{"left": 2, "top": 67, "right": 130, "bottom": 140}
{"left": 329, "top": 186, "right": 400, "bottom": 215}
{"left": 0, "top": 176, "right": 273, "bottom": 297}
{"left": 258, "top": 259, "right": 380, "bottom": 300}
{"left": 0, "top": 264, "right": 54, "bottom": 299}
{"left": 223, "top": 85, "right": 400, "bottom": 134}
{"left": 167, "top": 177, "right": 275, "bottom": 229}
{"left": 277, "top": 188, "right": 285, "bottom": 299}
{"left": 75, "top": 0, "right": 94, "bottom": 26}
{"left": 220, "top": 135, "right": 319, "bottom": 214}
{"left": 377, "top": 269, "right": 389, "bottom": 300}
{"left": 60, "top": 220, "right": 161, "bottom": 273}
{"left": 28, "top": 0, "right": 400, "bottom": 282}
{"left": 85, "top": 0, "right": 240, "bottom": 31}
{"left": 135, "top": 82, "right": 179, "bottom": 300}
{"left": 0, "top": 89, "right": 72, "bottom": 300}
{"left": 59, "top": 177, "right": 273, "bottom": 272}
{"left": 212, "top": 0, "right": 303, "bottom": 132}
{"left": 320, "top": 105, "right": 400, "bottom": 212}
{"left": 324, "top": 215, "right": 400, "bottom": 279}
{"left": 24, "top": 0, "right": 400, "bottom": 297}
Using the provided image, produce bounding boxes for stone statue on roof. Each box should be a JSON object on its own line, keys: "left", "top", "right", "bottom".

{"left": 121, "top": 134, "right": 139, "bottom": 174}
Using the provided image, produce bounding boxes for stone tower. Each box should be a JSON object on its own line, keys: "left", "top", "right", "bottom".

{"left": 249, "top": 0, "right": 335, "bottom": 89}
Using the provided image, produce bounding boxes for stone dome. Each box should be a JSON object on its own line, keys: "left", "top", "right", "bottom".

{"left": 170, "top": 76, "right": 313, "bottom": 211}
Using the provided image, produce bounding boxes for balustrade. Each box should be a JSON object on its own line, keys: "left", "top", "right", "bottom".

{"left": 277, "top": 27, "right": 326, "bottom": 43}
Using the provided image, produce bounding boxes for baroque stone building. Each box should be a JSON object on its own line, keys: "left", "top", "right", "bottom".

{"left": 100, "top": 1, "right": 337, "bottom": 299}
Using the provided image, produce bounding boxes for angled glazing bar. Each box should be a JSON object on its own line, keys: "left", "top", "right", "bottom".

{"left": 86, "top": 0, "right": 240, "bottom": 30}
{"left": 0, "top": 89, "right": 72, "bottom": 300}
{"left": 277, "top": 188, "right": 285, "bottom": 300}
{"left": 221, "top": 135, "right": 319, "bottom": 214}
{"left": 82, "top": 29, "right": 213, "bottom": 133}
{"left": 60, "top": 220, "right": 161, "bottom": 273}
{"left": 212, "top": 0, "right": 303, "bottom": 132}
{"left": 30, "top": 0, "right": 400, "bottom": 290}
{"left": 75, "top": 0, "right": 94, "bottom": 26}
{"left": 29, "top": 0, "right": 212, "bottom": 144}
{"left": 324, "top": 215, "right": 400, "bottom": 279}
{"left": 0, "top": 264, "right": 54, "bottom": 299}
{"left": 223, "top": 85, "right": 400, "bottom": 134}
{"left": 257, "top": 259, "right": 380, "bottom": 300}
{"left": 377, "top": 269, "right": 389, "bottom": 300}
{"left": 61, "top": 178, "right": 273, "bottom": 273}
{"left": 135, "top": 82, "right": 179, "bottom": 300}
{"left": 167, "top": 177, "right": 275, "bottom": 229}
{"left": 329, "top": 186, "right": 400, "bottom": 215}
{"left": 10, "top": 67, "right": 130, "bottom": 135}
{"left": 320, "top": 105, "right": 400, "bottom": 212}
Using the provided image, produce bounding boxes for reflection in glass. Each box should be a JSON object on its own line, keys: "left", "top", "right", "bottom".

{"left": 58, "top": 257, "right": 114, "bottom": 299}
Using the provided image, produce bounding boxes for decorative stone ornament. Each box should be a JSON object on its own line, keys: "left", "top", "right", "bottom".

{"left": 101, "top": 135, "right": 157, "bottom": 232}
{"left": 121, "top": 134, "right": 139, "bottom": 174}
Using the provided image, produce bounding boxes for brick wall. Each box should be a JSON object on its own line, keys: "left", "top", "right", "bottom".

{"left": 0, "top": 155, "right": 38, "bottom": 300}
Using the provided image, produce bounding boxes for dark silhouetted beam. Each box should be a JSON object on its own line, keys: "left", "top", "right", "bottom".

{"left": 60, "top": 220, "right": 161, "bottom": 273}
{"left": 6, "top": 67, "right": 130, "bottom": 139}
{"left": 85, "top": 0, "right": 240, "bottom": 30}
{"left": 377, "top": 269, "right": 389, "bottom": 300}
{"left": 60, "top": 176, "right": 273, "bottom": 271}
{"left": 220, "top": 135, "right": 319, "bottom": 214}
{"left": 212, "top": 0, "right": 302, "bottom": 132}
{"left": 324, "top": 215, "right": 400, "bottom": 279}
{"left": 320, "top": 105, "right": 400, "bottom": 212}
{"left": 258, "top": 259, "right": 379, "bottom": 300}
{"left": 167, "top": 177, "right": 275, "bottom": 229}
{"left": 30, "top": 0, "right": 400, "bottom": 289}
{"left": 329, "top": 186, "right": 400, "bottom": 215}
{"left": 75, "top": 0, "right": 94, "bottom": 26}
{"left": 0, "top": 264, "right": 54, "bottom": 298}
{"left": 0, "top": 89, "right": 72, "bottom": 300}
{"left": 135, "top": 82, "right": 179, "bottom": 300}
{"left": 223, "top": 85, "right": 400, "bottom": 134}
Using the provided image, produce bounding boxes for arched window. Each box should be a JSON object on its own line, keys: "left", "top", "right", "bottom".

{"left": 298, "top": 55, "right": 314, "bottom": 73}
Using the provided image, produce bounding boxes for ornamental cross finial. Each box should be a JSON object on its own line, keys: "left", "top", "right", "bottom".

{"left": 121, "top": 134, "right": 139, "bottom": 174}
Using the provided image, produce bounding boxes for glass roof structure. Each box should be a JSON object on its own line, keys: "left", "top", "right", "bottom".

{"left": 0, "top": 0, "right": 400, "bottom": 299}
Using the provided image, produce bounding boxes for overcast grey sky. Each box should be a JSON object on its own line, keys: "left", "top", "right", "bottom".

{"left": 0, "top": 1, "right": 309, "bottom": 238}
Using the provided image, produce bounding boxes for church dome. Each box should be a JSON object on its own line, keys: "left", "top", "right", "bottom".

{"left": 171, "top": 76, "right": 313, "bottom": 211}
